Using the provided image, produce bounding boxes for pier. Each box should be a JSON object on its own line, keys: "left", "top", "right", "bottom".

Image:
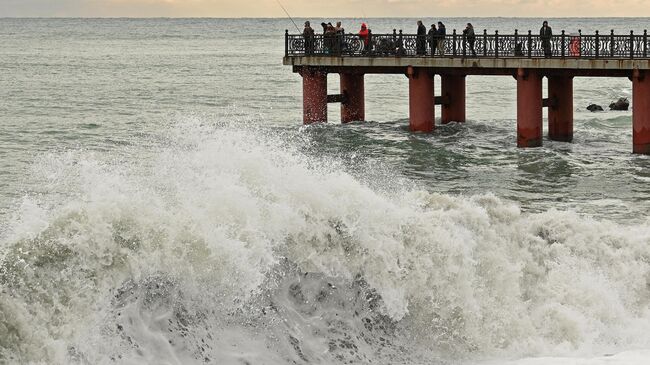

{"left": 283, "top": 29, "right": 650, "bottom": 154}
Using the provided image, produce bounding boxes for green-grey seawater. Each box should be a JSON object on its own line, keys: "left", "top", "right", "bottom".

{"left": 1, "top": 18, "right": 649, "bottom": 365}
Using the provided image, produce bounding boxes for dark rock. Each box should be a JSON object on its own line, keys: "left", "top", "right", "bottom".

{"left": 587, "top": 104, "right": 604, "bottom": 112}
{"left": 609, "top": 97, "right": 629, "bottom": 111}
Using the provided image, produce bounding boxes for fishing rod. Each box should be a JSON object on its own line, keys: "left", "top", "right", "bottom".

{"left": 361, "top": 10, "right": 368, "bottom": 26}
{"left": 275, "top": 0, "right": 301, "bottom": 33}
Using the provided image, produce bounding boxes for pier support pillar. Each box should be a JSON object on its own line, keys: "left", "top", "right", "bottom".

{"left": 340, "top": 73, "right": 365, "bottom": 123}
{"left": 517, "top": 69, "right": 543, "bottom": 147}
{"left": 633, "top": 70, "right": 650, "bottom": 154}
{"left": 408, "top": 67, "right": 435, "bottom": 132}
{"left": 441, "top": 75, "right": 466, "bottom": 124}
{"left": 300, "top": 67, "right": 327, "bottom": 124}
{"left": 547, "top": 76, "right": 574, "bottom": 142}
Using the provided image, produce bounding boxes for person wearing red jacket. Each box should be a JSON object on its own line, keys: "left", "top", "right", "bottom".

{"left": 358, "top": 23, "right": 370, "bottom": 54}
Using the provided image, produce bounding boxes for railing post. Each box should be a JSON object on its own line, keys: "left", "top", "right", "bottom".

{"left": 630, "top": 30, "right": 635, "bottom": 59}
{"left": 453, "top": 29, "right": 457, "bottom": 56}
{"left": 644, "top": 30, "right": 648, "bottom": 58}
{"left": 392, "top": 28, "right": 401, "bottom": 57}
{"left": 368, "top": 29, "right": 372, "bottom": 55}
{"left": 399, "top": 29, "right": 403, "bottom": 55}
{"left": 462, "top": 29, "right": 467, "bottom": 57}
{"left": 595, "top": 30, "right": 599, "bottom": 58}
{"left": 514, "top": 29, "right": 519, "bottom": 57}
{"left": 611, "top": 29, "right": 615, "bottom": 57}
{"left": 285, "top": 29, "right": 289, "bottom": 56}
{"left": 578, "top": 29, "right": 582, "bottom": 57}
{"left": 483, "top": 29, "right": 487, "bottom": 57}
{"left": 527, "top": 30, "right": 532, "bottom": 58}
{"left": 495, "top": 30, "right": 499, "bottom": 58}
{"left": 561, "top": 30, "right": 566, "bottom": 58}
{"left": 392, "top": 29, "right": 397, "bottom": 57}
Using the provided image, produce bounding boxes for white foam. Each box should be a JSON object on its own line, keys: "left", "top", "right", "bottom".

{"left": 1, "top": 120, "right": 649, "bottom": 364}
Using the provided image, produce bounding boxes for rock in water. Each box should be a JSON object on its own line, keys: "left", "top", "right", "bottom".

{"left": 609, "top": 98, "right": 629, "bottom": 111}
{"left": 587, "top": 104, "right": 604, "bottom": 112}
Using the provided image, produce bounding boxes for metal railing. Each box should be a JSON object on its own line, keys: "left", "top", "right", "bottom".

{"left": 285, "top": 29, "right": 650, "bottom": 59}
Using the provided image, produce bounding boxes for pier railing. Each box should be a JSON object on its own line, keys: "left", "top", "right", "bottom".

{"left": 285, "top": 29, "right": 650, "bottom": 59}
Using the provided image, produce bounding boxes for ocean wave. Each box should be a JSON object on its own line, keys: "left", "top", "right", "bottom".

{"left": 1, "top": 120, "right": 649, "bottom": 364}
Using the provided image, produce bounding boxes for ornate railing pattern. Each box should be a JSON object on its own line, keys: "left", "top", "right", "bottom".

{"left": 285, "top": 29, "right": 650, "bottom": 59}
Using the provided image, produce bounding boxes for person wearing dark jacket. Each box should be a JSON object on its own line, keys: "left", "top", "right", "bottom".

{"left": 416, "top": 20, "right": 427, "bottom": 55}
{"left": 463, "top": 23, "right": 476, "bottom": 56}
{"left": 428, "top": 24, "right": 438, "bottom": 56}
{"left": 540, "top": 20, "right": 553, "bottom": 57}
{"left": 437, "top": 21, "right": 446, "bottom": 56}
{"left": 303, "top": 21, "right": 315, "bottom": 55}
{"left": 324, "top": 22, "right": 336, "bottom": 54}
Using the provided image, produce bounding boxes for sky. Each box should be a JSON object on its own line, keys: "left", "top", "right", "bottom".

{"left": 1, "top": 0, "right": 648, "bottom": 18}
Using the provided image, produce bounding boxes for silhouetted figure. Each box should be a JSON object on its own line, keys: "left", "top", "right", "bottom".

{"left": 324, "top": 22, "right": 336, "bottom": 54}
{"left": 428, "top": 24, "right": 438, "bottom": 56}
{"left": 540, "top": 21, "right": 553, "bottom": 57}
{"left": 437, "top": 21, "right": 447, "bottom": 56}
{"left": 463, "top": 23, "right": 476, "bottom": 56}
{"left": 416, "top": 20, "right": 427, "bottom": 55}
{"left": 303, "top": 21, "right": 315, "bottom": 55}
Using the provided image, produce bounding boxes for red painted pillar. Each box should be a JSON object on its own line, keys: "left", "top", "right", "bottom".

{"left": 340, "top": 73, "right": 365, "bottom": 123}
{"left": 633, "top": 70, "right": 650, "bottom": 154}
{"left": 517, "top": 69, "right": 543, "bottom": 147}
{"left": 547, "top": 76, "right": 573, "bottom": 142}
{"left": 300, "top": 67, "right": 327, "bottom": 124}
{"left": 441, "top": 75, "right": 466, "bottom": 124}
{"left": 407, "top": 66, "right": 434, "bottom": 132}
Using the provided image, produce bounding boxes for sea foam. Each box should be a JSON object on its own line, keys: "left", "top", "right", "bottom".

{"left": 1, "top": 120, "right": 649, "bottom": 364}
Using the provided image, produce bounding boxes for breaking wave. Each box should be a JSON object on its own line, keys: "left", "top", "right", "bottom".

{"left": 1, "top": 119, "right": 649, "bottom": 364}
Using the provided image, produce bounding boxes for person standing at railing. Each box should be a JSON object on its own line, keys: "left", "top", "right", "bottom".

{"left": 416, "top": 20, "right": 427, "bottom": 55}
{"left": 323, "top": 22, "right": 336, "bottom": 54}
{"left": 540, "top": 21, "right": 553, "bottom": 57}
{"left": 428, "top": 24, "right": 438, "bottom": 57}
{"left": 463, "top": 23, "right": 477, "bottom": 56}
{"left": 335, "top": 21, "right": 345, "bottom": 55}
{"left": 359, "top": 23, "right": 370, "bottom": 54}
{"left": 437, "top": 21, "right": 447, "bottom": 56}
{"left": 303, "top": 21, "right": 315, "bottom": 56}
{"left": 320, "top": 21, "right": 328, "bottom": 54}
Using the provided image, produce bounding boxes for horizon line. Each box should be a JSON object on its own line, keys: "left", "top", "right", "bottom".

{"left": 2, "top": 16, "right": 650, "bottom": 19}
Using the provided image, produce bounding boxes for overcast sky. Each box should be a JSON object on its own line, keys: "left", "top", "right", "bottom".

{"left": 1, "top": 0, "right": 648, "bottom": 17}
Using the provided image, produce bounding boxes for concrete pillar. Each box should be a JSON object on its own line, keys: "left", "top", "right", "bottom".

{"left": 408, "top": 67, "right": 435, "bottom": 132}
{"left": 547, "top": 76, "right": 574, "bottom": 142}
{"left": 300, "top": 67, "right": 327, "bottom": 124}
{"left": 340, "top": 73, "right": 365, "bottom": 123}
{"left": 441, "top": 75, "right": 466, "bottom": 124}
{"left": 633, "top": 71, "right": 650, "bottom": 154}
{"left": 517, "top": 69, "right": 543, "bottom": 147}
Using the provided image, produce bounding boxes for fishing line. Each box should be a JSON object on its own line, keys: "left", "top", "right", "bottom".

{"left": 275, "top": 0, "right": 301, "bottom": 32}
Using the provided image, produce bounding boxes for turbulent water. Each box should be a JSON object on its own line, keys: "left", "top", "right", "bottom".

{"left": 1, "top": 18, "right": 650, "bottom": 364}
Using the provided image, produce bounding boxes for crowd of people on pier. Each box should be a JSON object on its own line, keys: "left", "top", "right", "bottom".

{"left": 302, "top": 20, "right": 554, "bottom": 57}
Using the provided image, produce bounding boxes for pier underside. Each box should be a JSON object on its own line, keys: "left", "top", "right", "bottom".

{"left": 290, "top": 57, "right": 650, "bottom": 154}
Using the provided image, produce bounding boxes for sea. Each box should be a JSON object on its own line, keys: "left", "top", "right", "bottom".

{"left": 1, "top": 17, "right": 649, "bottom": 365}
